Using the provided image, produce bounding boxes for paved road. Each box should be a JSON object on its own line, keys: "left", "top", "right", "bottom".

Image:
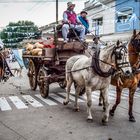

{"left": 0, "top": 69, "right": 140, "bottom": 140}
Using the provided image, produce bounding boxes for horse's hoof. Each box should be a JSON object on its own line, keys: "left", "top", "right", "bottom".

{"left": 87, "top": 118, "right": 93, "bottom": 123}
{"left": 98, "top": 103, "right": 102, "bottom": 106}
{"left": 103, "top": 107, "right": 106, "bottom": 112}
{"left": 109, "top": 110, "right": 114, "bottom": 116}
{"left": 102, "top": 121, "right": 108, "bottom": 126}
{"left": 74, "top": 107, "right": 80, "bottom": 112}
{"left": 102, "top": 119, "right": 108, "bottom": 125}
{"left": 63, "top": 101, "right": 69, "bottom": 105}
{"left": 129, "top": 116, "right": 136, "bottom": 122}
{"left": 102, "top": 115, "right": 108, "bottom": 125}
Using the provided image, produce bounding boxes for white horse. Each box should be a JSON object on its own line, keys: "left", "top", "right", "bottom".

{"left": 63, "top": 43, "right": 132, "bottom": 124}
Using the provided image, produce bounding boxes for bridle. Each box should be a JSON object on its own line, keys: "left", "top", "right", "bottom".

{"left": 92, "top": 45, "right": 131, "bottom": 78}
{"left": 112, "top": 45, "right": 130, "bottom": 70}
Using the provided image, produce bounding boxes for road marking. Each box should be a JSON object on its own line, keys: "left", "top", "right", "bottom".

{"left": 58, "top": 92, "right": 85, "bottom": 102}
{"left": 51, "top": 93, "right": 65, "bottom": 104}
{"left": 0, "top": 97, "right": 12, "bottom": 111}
{"left": 22, "top": 95, "right": 43, "bottom": 107}
{"left": 35, "top": 94, "right": 57, "bottom": 106}
{"left": 92, "top": 92, "right": 116, "bottom": 100}
{"left": 109, "top": 90, "right": 128, "bottom": 99}
{"left": 9, "top": 96, "right": 28, "bottom": 109}
{"left": 92, "top": 94, "right": 99, "bottom": 99}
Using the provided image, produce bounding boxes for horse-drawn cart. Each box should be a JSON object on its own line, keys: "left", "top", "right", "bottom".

{"left": 23, "top": 41, "right": 85, "bottom": 98}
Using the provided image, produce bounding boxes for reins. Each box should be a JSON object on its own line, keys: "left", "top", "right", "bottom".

{"left": 70, "top": 27, "right": 116, "bottom": 68}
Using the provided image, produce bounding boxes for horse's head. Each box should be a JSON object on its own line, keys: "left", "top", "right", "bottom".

{"left": 112, "top": 41, "right": 132, "bottom": 77}
{"left": 130, "top": 29, "right": 140, "bottom": 52}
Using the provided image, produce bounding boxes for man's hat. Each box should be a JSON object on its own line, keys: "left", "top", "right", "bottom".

{"left": 80, "top": 10, "right": 88, "bottom": 15}
{"left": 67, "top": 2, "right": 75, "bottom": 8}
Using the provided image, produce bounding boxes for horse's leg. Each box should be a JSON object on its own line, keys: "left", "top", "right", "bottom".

{"left": 128, "top": 88, "right": 136, "bottom": 122}
{"left": 101, "top": 88, "right": 110, "bottom": 124}
{"left": 63, "top": 75, "right": 73, "bottom": 105}
{"left": 0, "top": 67, "right": 2, "bottom": 81}
{"left": 110, "top": 87, "right": 122, "bottom": 116}
{"left": 99, "top": 92, "right": 103, "bottom": 106}
{"left": 74, "top": 85, "right": 81, "bottom": 112}
{"left": 86, "top": 86, "right": 93, "bottom": 121}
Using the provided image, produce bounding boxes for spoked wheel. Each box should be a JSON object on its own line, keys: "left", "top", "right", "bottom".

{"left": 59, "top": 80, "right": 66, "bottom": 89}
{"left": 37, "top": 67, "right": 49, "bottom": 98}
{"left": 28, "top": 59, "right": 37, "bottom": 90}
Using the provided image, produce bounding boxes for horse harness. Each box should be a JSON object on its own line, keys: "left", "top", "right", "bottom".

{"left": 67, "top": 45, "right": 130, "bottom": 78}
{"left": 92, "top": 45, "right": 130, "bottom": 77}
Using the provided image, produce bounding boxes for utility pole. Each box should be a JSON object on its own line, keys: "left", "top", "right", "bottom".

{"left": 56, "top": 0, "right": 58, "bottom": 24}
{"left": 54, "top": 0, "right": 58, "bottom": 46}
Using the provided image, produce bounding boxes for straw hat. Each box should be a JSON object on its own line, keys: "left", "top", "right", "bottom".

{"left": 67, "top": 2, "right": 75, "bottom": 8}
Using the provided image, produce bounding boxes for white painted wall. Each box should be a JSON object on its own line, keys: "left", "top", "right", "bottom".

{"left": 85, "top": 0, "right": 115, "bottom": 35}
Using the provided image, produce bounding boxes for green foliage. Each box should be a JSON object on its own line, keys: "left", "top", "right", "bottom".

{"left": 0, "top": 20, "right": 41, "bottom": 48}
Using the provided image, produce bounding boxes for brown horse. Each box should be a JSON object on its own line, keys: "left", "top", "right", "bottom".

{"left": 99, "top": 30, "right": 140, "bottom": 122}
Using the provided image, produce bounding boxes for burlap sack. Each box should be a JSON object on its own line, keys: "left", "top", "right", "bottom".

{"left": 31, "top": 48, "right": 42, "bottom": 55}
{"left": 34, "top": 42, "right": 44, "bottom": 49}
{"left": 25, "top": 43, "right": 34, "bottom": 51}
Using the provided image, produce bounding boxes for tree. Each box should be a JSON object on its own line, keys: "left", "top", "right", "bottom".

{"left": 0, "top": 20, "right": 41, "bottom": 48}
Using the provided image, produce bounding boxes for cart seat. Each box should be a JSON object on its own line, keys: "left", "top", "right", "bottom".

{"left": 56, "top": 24, "right": 80, "bottom": 41}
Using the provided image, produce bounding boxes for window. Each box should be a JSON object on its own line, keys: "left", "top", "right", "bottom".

{"left": 92, "top": 17, "right": 103, "bottom": 27}
{"left": 117, "top": 8, "right": 133, "bottom": 23}
{"left": 92, "top": 17, "right": 103, "bottom": 35}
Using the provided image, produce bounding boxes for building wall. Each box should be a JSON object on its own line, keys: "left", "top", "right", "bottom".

{"left": 115, "top": 0, "right": 140, "bottom": 32}
{"left": 102, "top": 1, "right": 115, "bottom": 34}
{"left": 84, "top": 0, "right": 115, "bottom": 35}
{"left": 84, "top": 0, "right": 139, "bottom": 41}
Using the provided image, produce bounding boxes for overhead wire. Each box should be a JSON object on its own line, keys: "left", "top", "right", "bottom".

{"left": 0, "top": 0, "right": 86, "bottom": 3}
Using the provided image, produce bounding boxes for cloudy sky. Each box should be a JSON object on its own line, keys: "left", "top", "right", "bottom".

{"left": 0, "top": 0, "right": 86, "bottom": 27}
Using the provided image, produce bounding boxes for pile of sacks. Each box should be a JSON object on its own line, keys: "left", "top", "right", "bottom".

{"left": 23, "top": 38, "right": 55, "bottom": 56}
{"left": 23, "top": 42, "right": 44, "bottom": 56}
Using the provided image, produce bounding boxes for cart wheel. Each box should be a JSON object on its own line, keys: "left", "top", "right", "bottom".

{"left": 28, "top": 60, "right": 37, "bottom": 90}
{"left": 59, "top": 80, "right": 66, "bottom": 89}
{"left": 38, "top": 67, "right": 49, "bottom": 98}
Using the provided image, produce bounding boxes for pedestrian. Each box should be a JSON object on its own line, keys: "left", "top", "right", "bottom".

{"left": 88, "top": 35, "right": 101, "bottom": 50}
{"left": 78, "top": 10, "right": 89, "bottom": 34}
{"left": 62, "top": 1, "right": 86, "bottom": 43}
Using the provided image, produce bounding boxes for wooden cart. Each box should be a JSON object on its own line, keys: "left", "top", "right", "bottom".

{"left": 23, "top": 41, "right": 85, "bottom": 98}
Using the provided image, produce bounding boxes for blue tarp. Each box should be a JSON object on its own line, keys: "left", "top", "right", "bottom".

{"left": 12, "top": 49, "right": 25, "bottom": 68}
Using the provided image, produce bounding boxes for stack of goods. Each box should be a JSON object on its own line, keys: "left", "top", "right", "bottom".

{"left": 23, "top": 42, "right": 43, "bottom": 56}
{"left": 23, "top": 38, "right": 55, "bottom": 56}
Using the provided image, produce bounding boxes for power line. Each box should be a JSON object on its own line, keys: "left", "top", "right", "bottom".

{"left": 84, "top": 0, "right": 131, "bottom": 16}
{"left": 0, "top": 0, "right": 86, "bottom": 3}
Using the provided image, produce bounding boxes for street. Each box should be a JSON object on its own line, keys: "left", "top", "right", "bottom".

{"left": 0, "top": 69, "right": 140, "bottom": 140}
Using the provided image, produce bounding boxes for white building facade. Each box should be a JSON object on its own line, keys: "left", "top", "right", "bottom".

{"left": 84, "top": 0, "right": 140, "bottom": 41}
